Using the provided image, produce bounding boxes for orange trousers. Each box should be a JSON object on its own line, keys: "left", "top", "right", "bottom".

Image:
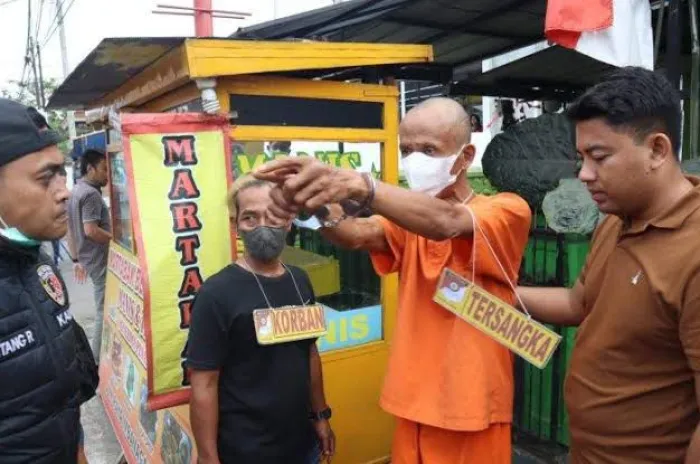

{"left": 391, "top": 418, "right": 511, "bottom": 464}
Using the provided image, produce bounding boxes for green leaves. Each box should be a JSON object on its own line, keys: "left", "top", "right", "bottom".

{"left": 1, "top": 78, "right": 70, "bottom": 156}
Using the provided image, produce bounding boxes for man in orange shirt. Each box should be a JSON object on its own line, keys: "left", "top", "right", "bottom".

{"left": 255, "top": 97, "right": 531, "bottom": 463}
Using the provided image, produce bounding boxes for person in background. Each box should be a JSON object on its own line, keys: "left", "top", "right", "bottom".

{"left": 187, "top": 175, "right": 334, "bottom": 464}
{"left": 470, "top": 113, "right": 483, "bottom": 132}
{"left": 517, "top": 67, "right": 700, "bottom": 463}
{"left": 255, "top": 97, "right": 531, "bottom": 464}
{"left": 51, "top": 239, "right": 63, "bottom": 265}
{"left": 67, "top": 148, "right": 111, "bottom": 364}
{"left": 0, "top": 97, "right": 86, "bottom": 463}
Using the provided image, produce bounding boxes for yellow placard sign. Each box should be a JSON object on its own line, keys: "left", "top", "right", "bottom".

{"left": 253, "top": 305, "right": 327, "bottom": 345}
{"left": 433, "top": 268, "right": 561, "bottom": 369}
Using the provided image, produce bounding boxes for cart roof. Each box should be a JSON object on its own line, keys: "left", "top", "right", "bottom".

{"left": 47, "top": 37, "right": 433, "bottom": 110}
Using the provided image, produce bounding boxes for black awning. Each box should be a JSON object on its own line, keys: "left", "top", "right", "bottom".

{"left": 449, "top": 45, "right": 616, "bottom": 101}
{"left": 232, "top": 0, "right": 546, "bottom": 72}
{"left": 232, "top": 0, "right": 699, "bottom": 102}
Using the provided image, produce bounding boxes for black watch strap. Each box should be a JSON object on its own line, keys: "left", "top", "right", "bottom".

{"left": 309, "top": 407, "right": 332, "bottom": 421}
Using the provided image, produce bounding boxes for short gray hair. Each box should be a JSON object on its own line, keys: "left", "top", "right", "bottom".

{"left": 227, "top": 175, "right": 272, "bottom": 220}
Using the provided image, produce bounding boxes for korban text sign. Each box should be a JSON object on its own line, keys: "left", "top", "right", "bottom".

{"left": 253, "top": 305, "right": 327, "bottom": 345}
{"left": 433, "top": 268, "right": 561, "bottom": 369}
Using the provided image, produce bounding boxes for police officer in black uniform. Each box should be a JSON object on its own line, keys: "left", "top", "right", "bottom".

{"left": 0, "top": 98, "right": 94, "bottom": 463}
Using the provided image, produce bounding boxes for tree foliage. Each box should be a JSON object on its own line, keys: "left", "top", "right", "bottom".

{"left": 1, "top": 78, "right": 70, "bottom": 155}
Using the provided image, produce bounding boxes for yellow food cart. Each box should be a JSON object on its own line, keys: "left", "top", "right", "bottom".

{"left": 49, "top": 37, "right": 433, "bottom": 463}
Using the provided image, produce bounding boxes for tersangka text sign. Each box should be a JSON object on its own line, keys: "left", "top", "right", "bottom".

{"left": 253, "top": 305, "right": 327, "bottom": 345}
{"left": 433, "top": 268, "right": 561, "bottom": 369}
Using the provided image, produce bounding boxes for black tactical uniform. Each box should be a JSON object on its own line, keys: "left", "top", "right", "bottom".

{"left": 0, "top": 238, "right": 83, "bottom": 463}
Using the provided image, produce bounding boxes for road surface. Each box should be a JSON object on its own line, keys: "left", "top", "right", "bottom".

{"left": 52, "top": 245, "right": 124, "bottom": 464}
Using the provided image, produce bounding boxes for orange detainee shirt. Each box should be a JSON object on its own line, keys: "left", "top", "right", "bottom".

{"left": 370, "top": 193, "right": 531, "bottom": 431}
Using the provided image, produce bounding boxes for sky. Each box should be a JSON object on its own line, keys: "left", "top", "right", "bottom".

{"left": 0, "top": 0, "right": 334, "bottom": 91}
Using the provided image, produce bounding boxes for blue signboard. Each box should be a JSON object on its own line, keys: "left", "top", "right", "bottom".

{"left": 317, "top": 305, "right": 382, "bottom": 353}
{"left": 71, "top": 131, "right": 107, "bottom": 160}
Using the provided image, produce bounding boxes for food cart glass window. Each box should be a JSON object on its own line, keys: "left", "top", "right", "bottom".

{"left": 229, "top": 95, "right": 383, "bottom": 129}
{"left": 109, "top": 152, "right": 135, "bottom": 252}
{"left": 232, "top": 140, "right": 383, "bottom": 353}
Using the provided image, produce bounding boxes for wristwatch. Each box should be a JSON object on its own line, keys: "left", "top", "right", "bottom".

{"left": 309, "top": 407, "right": 332, "bottom": 421}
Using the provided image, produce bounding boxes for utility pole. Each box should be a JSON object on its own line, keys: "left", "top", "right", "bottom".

{"left": 36, "top": 42, "right": 46, "bottom": 108}
{"left": 26, "top": 1, "right": 41, "bottom": 108}
{"left": 29, "top": 38, "right": 42, "bottom": 108}
{"left": 194, "top": 0, "right": 213, "bottom": 36}
{"left": 56, "top": 0, "right": 77, "bottom": 143}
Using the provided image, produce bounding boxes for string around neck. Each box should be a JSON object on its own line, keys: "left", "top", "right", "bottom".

{"left": 241, "top": 257, "right": 306, "bottom": 309}
{"left": 461, "top": 190, "right": 475, "bottom": 205}
{"left": 462, "top": 205, "right": 532, "bottom": 319}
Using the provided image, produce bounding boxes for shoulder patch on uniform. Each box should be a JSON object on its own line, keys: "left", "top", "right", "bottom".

{"left": 37, "top": 264, "right": 66, "bottom": 307}
{"left": 0, "top": 328, "right": 37, "bottom": 362}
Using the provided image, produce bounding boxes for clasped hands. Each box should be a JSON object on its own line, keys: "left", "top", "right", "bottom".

{"left": 254, "top": 156, "right": 371, "bottom": 222}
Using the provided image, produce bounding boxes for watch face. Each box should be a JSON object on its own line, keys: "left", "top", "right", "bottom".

{"left": 311, "top": 408, "right": 332, "bottom": 420}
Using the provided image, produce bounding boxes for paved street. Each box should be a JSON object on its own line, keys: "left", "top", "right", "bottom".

{"left": 50, "top": 244, "right": 124, "bottom": 464}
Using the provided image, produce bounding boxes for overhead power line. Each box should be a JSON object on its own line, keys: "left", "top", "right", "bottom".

{"left": 35, "top": 0, "right": 46, "bottom": 40}
{"left": 40, "top": 0, "right": 59, "bottom": 45}
{"left": 18, "top": 0, "right": 33, "bottom": 101}
{"left": 27, "top": 0, "right": 43, "bottom": 107}
{"left": 42, "top": 0, "right": 75, "bottom": 47}
{"left": 0, "top": 0, "right": 22, "bottom": 8}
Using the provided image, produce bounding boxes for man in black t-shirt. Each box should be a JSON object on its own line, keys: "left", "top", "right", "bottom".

{"left": 186, "top": 176, "right": 335, "bottom": 464}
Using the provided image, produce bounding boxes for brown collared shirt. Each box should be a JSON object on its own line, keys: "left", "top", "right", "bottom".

{"left": 566, "top": 176, "right": 700, "bottom": 464}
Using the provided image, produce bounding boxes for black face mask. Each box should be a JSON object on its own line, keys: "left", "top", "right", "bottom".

{"left": 239, "top": 226, "right": 287, "bottom": 262}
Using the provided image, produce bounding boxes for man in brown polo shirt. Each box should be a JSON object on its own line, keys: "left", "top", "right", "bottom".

{"left": 518, "top": 66, "right": 700, "bottom": 463}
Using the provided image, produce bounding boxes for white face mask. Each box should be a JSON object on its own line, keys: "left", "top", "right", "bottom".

{"left": 403, "top": 145, "right": 466, "bottom": 197}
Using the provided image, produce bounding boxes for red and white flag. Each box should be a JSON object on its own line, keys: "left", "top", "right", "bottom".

{"left": 545, "top": 0, "right": 653, "bottom": 69}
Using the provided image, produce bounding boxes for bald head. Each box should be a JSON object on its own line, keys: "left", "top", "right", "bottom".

{"left": 399, "top": 97, "right": 472, "bottom": 160}
{"left": 405, "top": 97, "right": 471, "bottom": 145}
